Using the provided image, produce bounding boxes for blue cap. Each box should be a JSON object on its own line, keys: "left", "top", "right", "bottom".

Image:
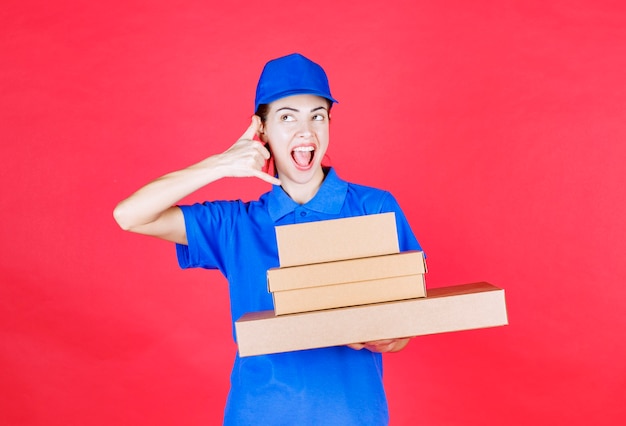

{"left": 254, "top": 53, "right": 338, "bottom": 112}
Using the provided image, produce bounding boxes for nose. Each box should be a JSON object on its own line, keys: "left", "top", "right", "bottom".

{"left": 297, "top": 121, "right": 313, "bottom": 138}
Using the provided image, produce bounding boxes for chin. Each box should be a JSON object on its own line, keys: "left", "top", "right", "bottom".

{"left": 280, "top": 164, "right": 324, "bottom": 184}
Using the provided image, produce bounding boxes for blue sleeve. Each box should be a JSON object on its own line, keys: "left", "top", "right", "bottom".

{"left": 175, "top": 201, "right": 238, "bottom": 272}
{"left": 380, "top": 193, "right": 423, "bottom": 253}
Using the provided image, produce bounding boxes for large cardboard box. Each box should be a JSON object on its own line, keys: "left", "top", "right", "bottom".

{"left": 268, "top": 251, "right": 427, "bottom": 315}
{"left": 275, "top": 212, "right": 399, "bottom": 267}
{"left": 235, "top": 282, "right": 508, "bottom": 357}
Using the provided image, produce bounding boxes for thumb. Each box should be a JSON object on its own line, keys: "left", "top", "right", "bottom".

{"left": 240, "top": 115, "right": 262, "bottom": 141}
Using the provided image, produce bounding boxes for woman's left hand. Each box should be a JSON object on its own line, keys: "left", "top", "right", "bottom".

{"left": 347, "top": 338, "right": 411, "bottom": 353}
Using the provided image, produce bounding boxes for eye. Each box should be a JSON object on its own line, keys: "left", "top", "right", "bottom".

{"left": 281, "top": 114, "right": 295, "bottom": 122}
{"left": 312, "top": 114, "right": 326, "bottom": 121}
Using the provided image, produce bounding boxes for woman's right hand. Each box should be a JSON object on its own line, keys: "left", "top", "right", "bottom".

{"left": 212, "top": 115, "right": 281, "bottom": 186}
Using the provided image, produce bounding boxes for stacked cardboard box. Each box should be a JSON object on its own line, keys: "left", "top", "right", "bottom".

{"left": 235, "top": 213, "right": 508, "bottom": 357}
{"left": 236, "top": 282, "right": 508, "bottom": 357}
{"left": 268, "top": 212, "right": 427, "bottom": 315}
{"left": 274, "top": 212, "right": 402, "bottom": 267}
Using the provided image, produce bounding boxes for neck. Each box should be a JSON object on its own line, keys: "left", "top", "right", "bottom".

{"left": 280, "top": 168, "right": 326, "bottom": 205}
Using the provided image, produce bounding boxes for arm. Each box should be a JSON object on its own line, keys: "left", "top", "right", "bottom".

{"left": 113, "top": 116, "right": 281, "bottom": 245}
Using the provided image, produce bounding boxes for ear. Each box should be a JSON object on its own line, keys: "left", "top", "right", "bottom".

{"left": 259, "top": 124, "right": 268, "bottom": 142}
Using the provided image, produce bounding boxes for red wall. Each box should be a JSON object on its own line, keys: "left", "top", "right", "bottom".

{"left": 2, "top": 1, "right": 625, "bottom": 425}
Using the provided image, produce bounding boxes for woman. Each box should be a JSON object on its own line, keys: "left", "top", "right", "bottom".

{"left": 114, "top": 53, "right": 423, "bottom": 425}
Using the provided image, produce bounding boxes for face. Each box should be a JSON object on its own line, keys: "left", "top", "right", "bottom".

{"left": 259, "top": 94, "right": 330, "bottom": 189}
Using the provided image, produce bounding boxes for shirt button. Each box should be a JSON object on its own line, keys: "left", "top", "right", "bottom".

{"left": 300, "top": 211, "right": 307, "bottom": 217}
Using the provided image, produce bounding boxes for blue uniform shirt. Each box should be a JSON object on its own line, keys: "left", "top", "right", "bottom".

{"left": 176, "top": 168, "right": 422, "bottom": 425}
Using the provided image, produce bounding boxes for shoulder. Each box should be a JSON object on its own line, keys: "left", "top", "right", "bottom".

{"left": 342, "top": 174, "right": 395, "bottom": 201}
{"left": 342, "top": 180, "right": 400, "bottom": 215}
{"left": 330, "top": 168, "right": 392, "bottom": 200}
{"left": 327, "top": 169, "right": 399, "bottom": 214}
{"left": 345, "top": 180, "right": 390, "bottom": 196}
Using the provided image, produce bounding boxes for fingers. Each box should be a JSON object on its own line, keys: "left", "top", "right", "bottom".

{"left": 240, "top": 145, "right": 280, "bottom": 185}
{"left": 253, "top": 169, "right": 282, "bottom": 186}
{"left": 219, "top": 137, "right": 280, "bottom": 186}
{"left": 240, "top": 119, "right": 280, "bottom": 185}
{"left": 364, "top": 340, "right": 396, "bottom": 353}
{"left": 240, "top": 115, "right": 262, "bottom": 142}
{"left": 215, "top": 116, "right": 281, "bottom": 186}
{"left": 346, "top": 343, "right": 365, "bottom": 351}
{"left": 347, "top": 338, "right": 411, "bottom": 353}
{"left": 254, "top": 140, "right": 271, "bottom": 161}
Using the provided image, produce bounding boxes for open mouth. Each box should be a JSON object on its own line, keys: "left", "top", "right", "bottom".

{"left": 291, "top": 146, "right": 315, "bottom": 169}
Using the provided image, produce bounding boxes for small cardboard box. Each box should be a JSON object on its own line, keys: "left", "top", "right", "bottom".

{"left": 275, "top": 212, "right": 399, "bottom": 267}
{"left": 272, "top": 274, "right": 426, "bottom": 315}
{"left": 268, "top": 251, "right": 427, "bottom": 292}
{"left": 268, "top": 251, "right": 427, "bottom": 315}
{"left": 235, "top": 282, "right": 508, "bottom": 357}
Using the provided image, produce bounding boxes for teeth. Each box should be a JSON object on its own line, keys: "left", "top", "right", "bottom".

{"left": 293, "top": 146, "right": 314, "bottom": 152}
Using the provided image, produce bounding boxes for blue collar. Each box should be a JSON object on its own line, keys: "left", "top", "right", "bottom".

{"left": 267, "top": 168, "right": 348, "bottom": 222}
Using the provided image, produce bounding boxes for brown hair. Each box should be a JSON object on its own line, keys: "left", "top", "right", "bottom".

{"left": 255, "top": 104, "right": 271, "bottom": 122}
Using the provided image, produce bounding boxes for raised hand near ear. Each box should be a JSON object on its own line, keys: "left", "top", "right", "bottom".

{"left": 114, "top": 116, "right": 280, "bottom": 242}
{"left": 216, "top": 115, "right": 281, "bottom": 186}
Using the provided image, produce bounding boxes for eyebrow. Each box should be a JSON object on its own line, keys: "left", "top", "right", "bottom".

{"left": 275, "top": 106, "right": 328, "bottom": 113}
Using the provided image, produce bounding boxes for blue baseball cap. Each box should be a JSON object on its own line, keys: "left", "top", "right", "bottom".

{"left": 254, "top": 53, "right": 338, "bottom": 112}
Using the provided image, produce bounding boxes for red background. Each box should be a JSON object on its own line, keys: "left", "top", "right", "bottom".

{"left": 2, "top": 1, "right": 625, "bottom": 425}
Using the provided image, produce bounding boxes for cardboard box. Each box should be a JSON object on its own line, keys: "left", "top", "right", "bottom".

{"left": 272, "top": 274, "right": 426, "bottom": 315}
{"left": 235, "top": 282, "right": 508, "bottom": 357}
{"left": 268, "top": 251, "right": 427, "bottom": 292}
{"left": 275, "top": 212, "right": 399, "bottom": 267}
{"left": 268, "top": 251, "right": 427, "bottom": 315}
